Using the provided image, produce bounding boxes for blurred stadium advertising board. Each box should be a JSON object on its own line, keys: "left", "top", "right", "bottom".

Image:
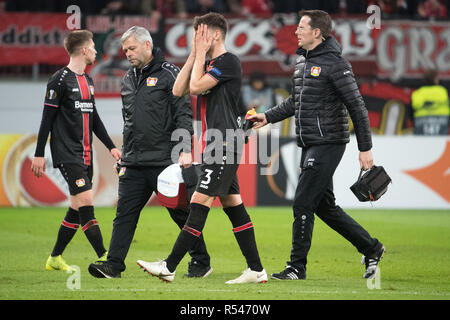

{"left": 256, "top": 135, "right": 450, "bottom": 209}
{"left": 165, "top": 16, "right": 450, "bottom": 80}
{"left": 0, "top": 134, "right": 256, "bottom": 208}
{"left": 0, "top": 134, "right": 448, "bottom": 209}
{"left": 0, "top": 13, "right": 70, "bottom": 66}
{"left": 1, "top": 13, "right": 449, "bottom": 96}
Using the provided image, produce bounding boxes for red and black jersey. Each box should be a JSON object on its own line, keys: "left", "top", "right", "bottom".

{"left": 196, "top": 52, "right": 246, "bottom": 153}
{"left": 36, "top": 67, "right": 115, "bottom": 167}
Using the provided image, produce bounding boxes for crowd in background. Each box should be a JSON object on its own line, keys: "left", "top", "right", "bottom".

{"left": 1, "top": 0, "right": 448, "bottom": 134}
{"left": 2, "top": 0, "right": 449, "bottom": 19}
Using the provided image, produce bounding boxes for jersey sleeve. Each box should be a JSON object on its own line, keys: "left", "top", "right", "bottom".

{"left": 34, "top": 74, "right": 64, "bottom": 157}
{"left": 43, "top": 74, "right": 64, "bottom": 109}
{"left": 34, "top": 105, "right": 58, "bottom": 157}
{"left": 205, "top": 54, "right": 241, "bottom": 85}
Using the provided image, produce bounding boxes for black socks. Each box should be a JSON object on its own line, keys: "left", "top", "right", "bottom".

{"left": 78, "top": 205, "right": 106, "bottom": 258}
{"left": 166, "top": 203, "right": 210, "bottom": 272}
{"left": 224, "top": 203, "right": 263, "bottom": 272}
{"left": 165, "top": 202, "right": 263, "bottom": 273}
{"left": 51, "top": 207, "right": 79, "bottom": 257}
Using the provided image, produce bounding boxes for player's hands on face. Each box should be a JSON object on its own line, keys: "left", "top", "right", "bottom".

{"left": 110, "top": 148, "right": 122, "bottom": 161}
{"left": 31, "top": 157, "right": 46, "bottom": 178}
{"left": 247, "top": 113, "right": 268, "bottom": 129}
{"left": 190, "top": 29, "right": 197, "bottom": 57}
{"left": 359, "top": 150, "right": 374, "bottom": 171}
{"left": 178, "top": 152, "right": 193, "bottom": 168}
{"left": 195, "top": 24, "right": 213, "bottom": 55}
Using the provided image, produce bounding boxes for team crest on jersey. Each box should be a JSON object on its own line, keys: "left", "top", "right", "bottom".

{"left": 47, "top": 89, "right": 57, "bottom": 100}
{"left": 147, "top": 77, "right": 158, "bottom": 86}
{"left": 311, "top": 66, "right": 321, "bottom": 77}
{"left": 119, "top": 167, "right": 126, "bottom": 176}
{"left": 76, "top": 178, "right": 85, "bottom": 187}
{"left": 89, "top": 85, "right": 94, "bottom": 95}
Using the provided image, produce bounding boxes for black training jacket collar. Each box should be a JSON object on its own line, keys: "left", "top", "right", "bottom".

{"left": 296, "top": 36, "right": 342, "bottom": 58}
{"left": 134, "top": 47, "right": 165, "bottom": 76}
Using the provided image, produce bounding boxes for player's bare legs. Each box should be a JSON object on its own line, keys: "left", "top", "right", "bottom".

{"left": 69, "top": 189, "right": 93, "bottom": 210}
{"left": 190, "top": 191, "right": 215, "bottom": 207}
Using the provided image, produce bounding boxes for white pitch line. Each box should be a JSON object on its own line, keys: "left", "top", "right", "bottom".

{"left": 9, "top": 287, "right": 450, "bottom": 297}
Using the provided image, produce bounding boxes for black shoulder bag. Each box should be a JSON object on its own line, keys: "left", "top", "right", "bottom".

{"left": 350, "top": 165, "right": 392, "bottom": 202}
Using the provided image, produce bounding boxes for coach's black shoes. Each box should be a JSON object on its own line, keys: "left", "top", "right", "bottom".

{"left": 271, "top": 265, "right": 306, "bottom": 280}
{"left": 184, "top": 261, "right": 213, "bottom": 278}
{"left": 88, "top": 261, "right": 121, "bottom": 279}
{"left": 361, "top": 245, "right": 385, "bottom": 279}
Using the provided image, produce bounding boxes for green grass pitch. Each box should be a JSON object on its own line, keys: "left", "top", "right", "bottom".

{"left": 0, "top": 206, "right": 449, "bottom": 300}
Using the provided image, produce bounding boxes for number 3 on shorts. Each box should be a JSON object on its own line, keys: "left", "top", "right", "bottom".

{"left": 200, "top": 169, "right": 213, "bottom": 185}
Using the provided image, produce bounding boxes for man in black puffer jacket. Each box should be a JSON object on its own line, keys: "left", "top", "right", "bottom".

{"left": 250, "top": 10, "right": 385, "bottom": 280}
{"left": 89, "top": 26, "right": 211, "bottom": 279}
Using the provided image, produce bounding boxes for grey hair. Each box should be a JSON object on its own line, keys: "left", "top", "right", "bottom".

{"left": 121, "top": 26, "right": 153, "bottom": 47}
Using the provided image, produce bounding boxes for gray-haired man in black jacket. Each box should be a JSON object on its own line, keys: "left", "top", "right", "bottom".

{"left": 249, "top": 10, "right": 385, "bottom": 280}
{"left": 89, "top": 26, "right": 211, "bottom": 279}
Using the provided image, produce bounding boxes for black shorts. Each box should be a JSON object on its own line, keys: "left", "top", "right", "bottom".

{"left": 58, "top": 163, "right": 93, "bottom": 196}
{"left": 195, "top": 163, "right": 240, "bottom": 197}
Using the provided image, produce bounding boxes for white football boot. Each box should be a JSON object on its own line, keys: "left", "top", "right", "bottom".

{"left": 225, "top": 268, "right": 268, "bottom": 284}
{"left": 137, "top": 259, "right": 175, "bottom": 283}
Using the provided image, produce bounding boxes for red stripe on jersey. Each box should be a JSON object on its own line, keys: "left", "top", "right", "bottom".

{"left": 76, "top": 75, "right": 90, "bottom": 100}
{"left": 182, "top": 225, "right": 202, "bottom": 237}
{"left": 200, "top": 96, "right": 207, "bottom": 153}
{"left": 62, "top": 220, "right": 79, "bottom": 230}
{"left": 83, "top": 113, "right": 91, "bottom": 165}
{"left": 233, "top": 222, "right": 253, "bottom": 233}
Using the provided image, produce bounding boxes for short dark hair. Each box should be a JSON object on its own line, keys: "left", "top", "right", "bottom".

{"left": 299, "top": 10, "right": 332, "bottom": 39}
{"left": 424, "top": 68, "right": 438, "bottom": 85}
{"left": 64, "top": 30, "right": 93, "bottom": 56}
{"left": 193, "top": 12, "right": 228, "bottom": 39}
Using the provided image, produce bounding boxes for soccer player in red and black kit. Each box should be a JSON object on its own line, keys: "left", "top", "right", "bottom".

{"left": 32, "top": 30, "right": 121, "bottom": 271}
{"left": 137, "top": 13, "right": 267, "bottom": 284}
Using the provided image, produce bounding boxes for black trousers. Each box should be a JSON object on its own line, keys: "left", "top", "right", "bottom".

{"left": 108, "top": 166, "right": 210, "bottom": 272}
{"left": 289, "top": 144, "right": 382, "bottom": 269}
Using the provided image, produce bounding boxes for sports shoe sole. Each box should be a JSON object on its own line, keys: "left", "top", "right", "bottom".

{"left": 225, "top": 278, "right": 268, "bottom": 284}
{"left": 270, "top": 274, "right": 306, "bottom": 280}
{"left": 88, "top": 264, "right": 120, "bottom": 279}
{"left": 45, "top": 264, "right": 57, "bottom": 271}
{"left": 184, "top": 267, "right": 214, "bottom": 278}
{"left": 137, "top": 261, "right": 173, "bottom": 283}
{"left": 362, "top": 246, "right": 386, "bottom": 279}
{"left": 202, "top": 267, "right": 213, "bottom": 278}
{"left": 45, "top": 264, "right": 72, "bottom": 272}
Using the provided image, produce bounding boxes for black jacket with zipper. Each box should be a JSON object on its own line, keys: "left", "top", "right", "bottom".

{"left": 120, "top": 47, "right": 193, "bottom": 167}
{"left": 264, "top": 36, "right": 372, "bottom": 152}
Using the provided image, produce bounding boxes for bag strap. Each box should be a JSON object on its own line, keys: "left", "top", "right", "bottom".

{"left": 358, "top": 165, "right": 378, "bottom": 182}
{"left": 357, "top": 169, "right": 364, "bottom": 182}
